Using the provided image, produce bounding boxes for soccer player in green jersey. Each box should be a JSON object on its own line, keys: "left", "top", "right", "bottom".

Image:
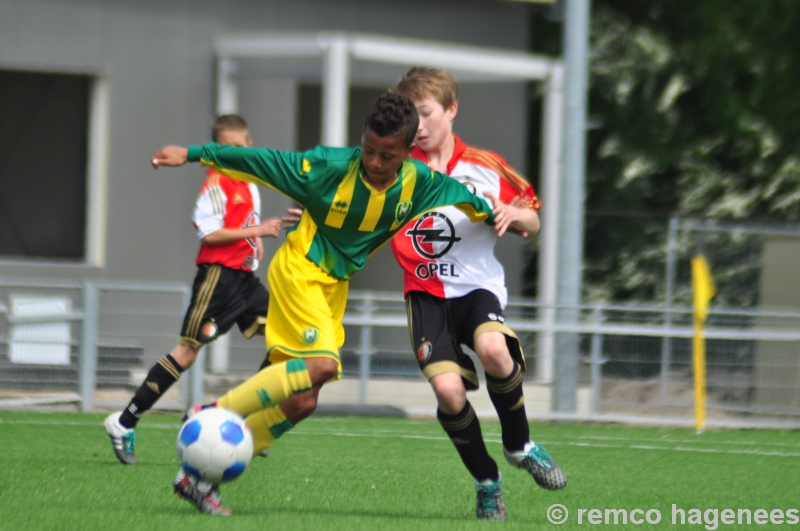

{"left": 152, "top": 93, "right": 527, "bottom": 515}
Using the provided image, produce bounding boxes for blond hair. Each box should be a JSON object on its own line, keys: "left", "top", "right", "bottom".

{"left": 392, "top": 67, "right": 458, "bottom": 110}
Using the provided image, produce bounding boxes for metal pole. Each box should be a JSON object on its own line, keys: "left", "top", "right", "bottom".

{"left": 536, "top": 62, "right": 564, "bottom": 384}
{"left": 210, "top": 332, "right": 230, "bottom": 374}
{"left": 661, "top": 215, "right": 678, "bottom": 415}
{"left": 181, "top": 286, "right": 194, "bottom": 408}
{"left": 589, "top": 305, "right": 604, "bottom": 416}
{"left": 191, "top": 346, "right": 207, "bottom": 407}
{"left": 79, "top": 281, "right": 99, "bottom": 412}
{"left": 554, "top": 0, "right": 591, "bottom": 414}
{"left": 321, "top": 34, "right": 350, "bottom": 147}
{"left": 216, "top": 56, "right": 239, "bottom": 115}
{"left": 358, "top": 294, "right": 373, "bottom": 405}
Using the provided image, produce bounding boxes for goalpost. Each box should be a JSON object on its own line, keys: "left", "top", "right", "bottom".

{"left": 212, "top": 31, "right": 564, "bottom": 383}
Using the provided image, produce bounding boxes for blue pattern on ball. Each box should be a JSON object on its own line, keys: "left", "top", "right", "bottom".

{"left": 222, "top": 461, "right": 247, "bottom": 482}
{"left": 219, "top": 420, "right": 245, "bottom": 445}
{"left": 179, "top": 419, "right": 202, "bottom": 446}
{"left": 182, "top": 462, "right": 203, "bottom": 479}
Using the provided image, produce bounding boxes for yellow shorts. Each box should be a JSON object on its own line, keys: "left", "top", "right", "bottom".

{"left": 265, "top": 243, "right": 347, "bottom": 379}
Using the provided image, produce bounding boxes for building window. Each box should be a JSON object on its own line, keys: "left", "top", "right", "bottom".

{"left": 0, "top": 69, "right": 105, "bottom": 264}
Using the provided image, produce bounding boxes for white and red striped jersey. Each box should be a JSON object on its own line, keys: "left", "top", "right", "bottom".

{"left": 192, "top": 168, "right": 261, "bottom": 272}
{"left": 390, "top": 136, "right": 540, "bottom": 308}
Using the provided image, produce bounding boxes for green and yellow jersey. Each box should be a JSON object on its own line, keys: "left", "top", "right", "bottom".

{"left": 187, "top": 143, "right": 496, "bottom": 280}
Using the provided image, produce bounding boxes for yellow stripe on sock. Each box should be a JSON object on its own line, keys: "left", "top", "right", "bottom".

{"left": 157, "top": 357, "right": 181, "bottom": 380}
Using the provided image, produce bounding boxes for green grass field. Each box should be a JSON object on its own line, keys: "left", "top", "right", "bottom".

{"left": 1, "top": 410, "right": 799, "bottom": 531}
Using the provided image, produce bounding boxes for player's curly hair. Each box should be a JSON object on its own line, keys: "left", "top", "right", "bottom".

{"left": 363, "top": 93, "right": 419, "bottom": 147}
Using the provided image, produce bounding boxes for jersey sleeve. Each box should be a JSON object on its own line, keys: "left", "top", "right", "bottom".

{"left": 192, "top": 175, "right": 227, "bottom": 239}
{"left": 491, "top": 154, "right": 541, "bottom": 210}
{"left": 413, "top": 165, "right": 496, "bottom": 224}
{"left": 188, "top": 143, "right": 327, "bottom": 205}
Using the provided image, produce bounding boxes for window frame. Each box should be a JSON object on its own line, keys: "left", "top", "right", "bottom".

{"left": 0, "top": 66, "right": 108, "bottom": 268}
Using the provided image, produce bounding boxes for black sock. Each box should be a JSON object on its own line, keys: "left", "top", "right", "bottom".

{"left": 437, "top": 401, "right": 498, "bottom": 482}
{"left": 486, "top": 361, "right": 529, "bottom": 453}
{"left": 119, "top": 354, "right": 184, "bottom": 428}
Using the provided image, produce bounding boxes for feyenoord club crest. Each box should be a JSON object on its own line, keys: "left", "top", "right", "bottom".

{"left": 416, "top": 341, "right": 432, "bottom": 362}
{"left": 302, "top": 327, "right": 319, "bottom": 346}
{"left": 201, "top": 321, "right": 218, "bottom": 340}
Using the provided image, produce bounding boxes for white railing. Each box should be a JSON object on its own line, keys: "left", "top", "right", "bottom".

{"left": 2, "top": 279, "right": 800, "bottom": 428}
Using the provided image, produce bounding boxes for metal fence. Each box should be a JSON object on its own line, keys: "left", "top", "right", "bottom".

{"left": 2, "top": 277, "right": 800, "bottom": 428}
{"left": 666, "top": 217, "right": 800, "bottom": 308}
{"left": 0, "top": 279, "right": 197, "bottom": 411}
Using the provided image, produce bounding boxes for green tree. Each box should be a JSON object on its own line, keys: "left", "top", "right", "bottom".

{"left": 527, "top": 0, "right": 800, "bottom": 303}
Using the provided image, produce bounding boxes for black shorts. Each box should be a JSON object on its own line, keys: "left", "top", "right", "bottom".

{"left": 405, "top": 289, "right": 525, "bottom": 391}
{"left": 178, "top": 264, "right": 269, "bottom": 349}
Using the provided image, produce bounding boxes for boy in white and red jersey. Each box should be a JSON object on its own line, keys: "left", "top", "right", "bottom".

{"left": 391, "top": 68, "right": 566, "bottom": 521}
{"left": 104, "top": 115, "right": 295, "bottom": 466}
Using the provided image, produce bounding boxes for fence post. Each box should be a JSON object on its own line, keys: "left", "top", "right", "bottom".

{"left": 190, "top": 345, "right": 207, "bottom": 407}
{"left": 589, "top": 304, "right": 605, "bottom": 416}
{"left": 358, "top": 294, "right": 373, "bottom": 405}
{"left": 210, "top": 332, "right": 230, "bottom": 374}
{"left": 661, "top": 215, "right": 678, "bottom": 415}
{"left": 79, "top": 281, "right": 99, "bottom": 412}
{"left": 180, "top": 285, "right": 193, "bottom": 408}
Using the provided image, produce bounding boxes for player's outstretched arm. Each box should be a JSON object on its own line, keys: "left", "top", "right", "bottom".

{"left": 201, "top": 219, "right": 282, "bottom": 247}
{"left": 483, "top": 191, "right": 540, "bottom": 238}
{"left": 152, "top": 145, "right": 189, "bottom": 168}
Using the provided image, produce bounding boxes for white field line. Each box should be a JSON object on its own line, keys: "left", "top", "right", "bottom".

{"left": 2, "top": 417, "right": 800, "bottom": 458}
{"left": 288, "top": 430, "right": 800, "bottom": 458}
{"left": 289, "top": 427, "right": 800, "bottom": 449}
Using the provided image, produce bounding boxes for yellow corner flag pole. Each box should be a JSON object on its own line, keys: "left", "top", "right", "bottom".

{"left": 691, "top": 255, "right": 716, "bottom": 433}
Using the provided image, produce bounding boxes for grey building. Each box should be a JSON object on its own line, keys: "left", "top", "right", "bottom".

{"left": 0, "top": 0, "right": 534, "bottom": 295}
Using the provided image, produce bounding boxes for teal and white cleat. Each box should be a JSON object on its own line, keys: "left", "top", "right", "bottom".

{"left": 103, "top": 411, "right": 136, "bottom": 465}
{"left": 475, "top": 475, "right": 507, "bottom": 521}
{"left": 505, "top": 441, "right": 567, "bottom": 490}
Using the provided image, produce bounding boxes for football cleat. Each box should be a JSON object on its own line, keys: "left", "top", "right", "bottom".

{"left": 475, "top": 475, "right": 507, "bottom": 521}
{"left": 103, "top": 411, "right": 136, "bottom": 465}
{"left": 173, "top": 469, "right": 231, "bottom": 516}
{"left": 505, "top": 441, "right": 567, "bottom": 490}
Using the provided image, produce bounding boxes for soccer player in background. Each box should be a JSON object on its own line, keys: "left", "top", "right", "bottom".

{"left": 390, "top": 68, "right": 566, "bottom": 521}
{"left": 104, "top": 115, "right": 299, "bottom": 465}
{"left": 151, "top": 93, "right": 531, "bottom": 515}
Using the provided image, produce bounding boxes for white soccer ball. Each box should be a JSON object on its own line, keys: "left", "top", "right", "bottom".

{"left": 176, "top": 407, "right": 254, "bottom": 484}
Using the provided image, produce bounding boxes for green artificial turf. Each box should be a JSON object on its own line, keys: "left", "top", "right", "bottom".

{"left": 1, "top": 410, "right": 798, "bottom": 530}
